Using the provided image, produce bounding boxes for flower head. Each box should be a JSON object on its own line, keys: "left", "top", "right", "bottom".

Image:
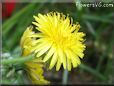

{"left": 20, "top": 26, "right": 35, "bottom": 56}
{"left": 21, "top": 12, "right": 86, "bottom": 71}
{"left": 25, "top": 58, "right": 49, "bottom": 84}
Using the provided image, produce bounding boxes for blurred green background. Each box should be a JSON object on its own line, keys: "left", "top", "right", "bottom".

{"left": 2, "top": 0, "right": 114, "bottom": 85}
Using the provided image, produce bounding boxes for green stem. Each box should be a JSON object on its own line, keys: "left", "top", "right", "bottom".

{"left": 62, "top": 69, "right": 68, "bottom": 84}
{"left": 2, "top": 55, "right": 33, "bottom": 65}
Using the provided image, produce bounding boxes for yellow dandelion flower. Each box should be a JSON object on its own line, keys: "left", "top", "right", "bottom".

{"left": 20, "top": 27, "right": 49, "bottom": 84}
{"left": 21, "top": 12, "right": 86, "bottom": 71}
{"left": 20, "top": 26, "right": 36, "bottom": 56}
{"left": 25, "top": 58, "right": 49, "bottom": 84}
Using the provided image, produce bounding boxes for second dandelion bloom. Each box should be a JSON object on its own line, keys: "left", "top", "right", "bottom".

{"left": 21, "top": 12, "right": 86, "bottom": 71}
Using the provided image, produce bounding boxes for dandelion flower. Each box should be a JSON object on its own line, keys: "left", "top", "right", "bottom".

{"left": 20, "top": 26, "right": 36, "bottom": 56}
{"left": 20, "top": 28, "right": 49, "bottom": 84}
{"left": 21, "top": 12, "right": 86, "bottom": 71}
{"left": 25, "top": 58, "right": 49, "bottom": 84}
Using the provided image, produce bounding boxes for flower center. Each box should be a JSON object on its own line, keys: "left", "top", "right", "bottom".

{"left": 50, "top": 32, "right": 71, "bottom": 49}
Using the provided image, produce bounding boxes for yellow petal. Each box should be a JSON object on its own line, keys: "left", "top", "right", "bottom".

{"left": 67, "top": 58, "right": 72, "bottom": 71}
{"left": 57, "top": 48, "right": 66, "bottom": 69}
{"left": 32, "top": 38, "right": 47, "bottom": 45}
{"left": 56, "top": 57, "right": 62, "bottom": 71}
{"left": 33, "top": 15, "right": 41, "bottom": 23}
{"left": 68, "top": 49, "right": 81, "bottom": 65}
{"left": 43, "top": 46, "right": 56, "bottom": 62}
{"left": 38, "top": 14, "right": 47, "bottom": 22}
{"left": 75, "top": 55, "right": 81, "bottom": 65}
{"left": 32, "top": 22, "right": 39, "bottom": 27}
{"left": 28, "top": 33, "right": 44, "bottom": 38}
{"left": 71, "top": 46, "right": 85, "bottom": 59}
{"left": 32, "top": 40, "right": 49, "bottom": 53}
{"left": 71, "top": 57, "right": 78, "bottom": 68}
{"left": 49, "top": 52, "right": 57, "bottom": 69}
{"left": 36, "top": 43, "right": 52, "bottom": 57}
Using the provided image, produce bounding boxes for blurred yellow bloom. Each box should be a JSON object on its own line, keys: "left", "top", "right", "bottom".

{"left": 21, "top": 12, "right": 86, "bottom": 71}
{"left": 20, "top": 27, "right": 49, "bottom": 84}
{"left": 25, "top": 58, "right": 49, "bottom": 84}
{"left": 20, "top": 26, "right": 35, "bottom": 56}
